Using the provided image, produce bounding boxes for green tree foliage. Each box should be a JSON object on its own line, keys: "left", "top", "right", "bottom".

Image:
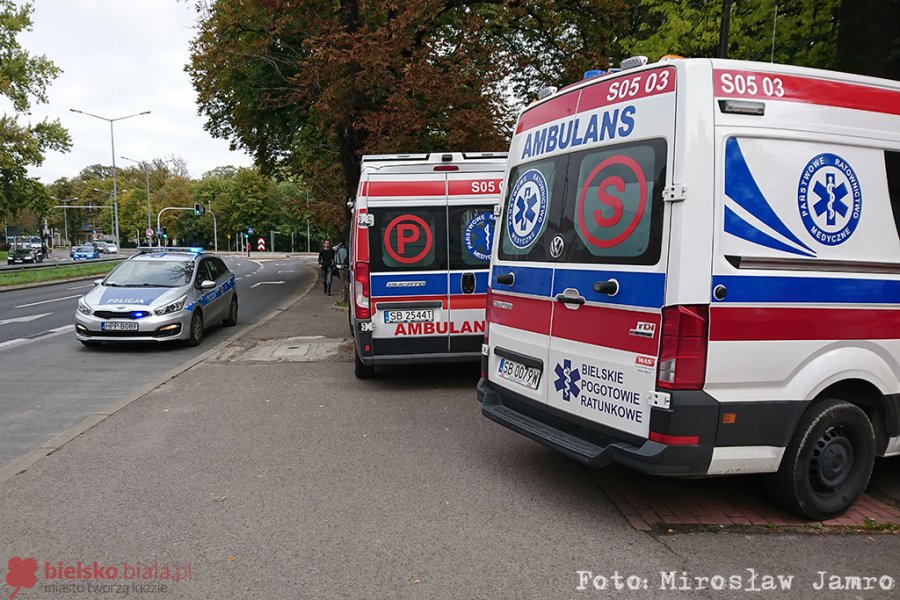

{"left": 187, "top": 0, "right": 633, "bottom": 209}
{"left": 625, "top": 0, "right": 839, "bottom": 67}
{"left": 0, "top": 0, "right": 71, "bottom": 217}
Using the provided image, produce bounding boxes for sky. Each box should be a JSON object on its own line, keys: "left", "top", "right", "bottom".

{"left": 13, "top": 0, "right": 253, "bottom": 184}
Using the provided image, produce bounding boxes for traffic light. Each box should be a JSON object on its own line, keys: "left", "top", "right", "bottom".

{"left": 162, "top": 226, "right": 168, "bottom": 239}
{"left": 193, "top": 202, "right": 202, "bottom": 216}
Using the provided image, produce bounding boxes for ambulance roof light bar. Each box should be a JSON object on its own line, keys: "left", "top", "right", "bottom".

{"left": 462, "top": 152, "right": 509, "bottom": 159}
{"left": 620, "top": 55, "right": 649, "bottom": 70}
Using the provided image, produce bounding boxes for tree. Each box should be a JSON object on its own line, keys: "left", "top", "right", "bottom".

{"left": 0, "top": 0, "right": 71, "bottom": 218}
{"left": 624, "top": 0, "right": 839, "bottom": 68}
{"left": 187, "top": 0, "right": 633, "bottom": 219}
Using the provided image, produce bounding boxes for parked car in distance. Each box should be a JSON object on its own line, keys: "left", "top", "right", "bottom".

{"left": 96, "top": 241, "right": 110, "bottom": 254}
{"left": 72, "top": 245, "right": 101, "bottom": 261}
{"left": 6, "top": 247, "right": 42, "bottom": 265}
{"left": 106, "top": 242, "right": 119, "bottom": 254}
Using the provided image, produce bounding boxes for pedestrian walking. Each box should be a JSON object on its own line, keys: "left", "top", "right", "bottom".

{"left": 318, "top": 239, "right": 335, "bottom": 295}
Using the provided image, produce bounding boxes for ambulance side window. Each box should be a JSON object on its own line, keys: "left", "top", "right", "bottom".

{"left": 449, "top": 207, "right": 494, "bottom": 270}
{"left": 559, "top": 138, "right": 667, "bottom": 265}
{"left": 498, "top": 157, "right": 566, "bottom": 262}
{"left": 886, "top": 150, "right": 900, "bottom": 239}
{"left": 368, "top": 207, "right": 447, "bottom": 272}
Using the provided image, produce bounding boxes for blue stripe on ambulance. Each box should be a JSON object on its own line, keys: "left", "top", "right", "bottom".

{"left": 712, "top": 275, "right": 900, "bottom": 304}
{"left": 370, "top": 272, "right": 448, "bottom": 296}
{"left": 553, "top": 269, "right": 665, "bottom": 309}
{"left": 490, "top": 264, "right": 553, "bottom": 297}
{"left": 449, "top": 271, "right": 490, "bottom": 294}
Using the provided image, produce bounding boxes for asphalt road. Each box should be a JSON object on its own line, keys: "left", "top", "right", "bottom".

{"left": 0, "top": 254, "right": 315, "bottom": 471}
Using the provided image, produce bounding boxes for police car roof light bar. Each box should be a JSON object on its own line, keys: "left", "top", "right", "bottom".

{"left": 135, "top": 246, "right": 205, "bottom": 255}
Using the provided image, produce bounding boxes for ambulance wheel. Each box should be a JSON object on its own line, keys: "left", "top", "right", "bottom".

{"left": 354, "top": 348, "right": 375, "bottom": 379}
{"left": 765, "top": 399, "right": 875, "bottom": 521}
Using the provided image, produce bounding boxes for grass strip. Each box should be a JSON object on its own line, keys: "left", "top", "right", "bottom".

{"left": 0, "top": 261, "right": 119, "bottom": 287}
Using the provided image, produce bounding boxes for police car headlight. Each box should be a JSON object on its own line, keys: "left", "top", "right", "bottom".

{"left": 154, "top": 295, "right": 187, "bottom": 316}
{"left": 77, "top": 299, "right": 93, "bottom": 316}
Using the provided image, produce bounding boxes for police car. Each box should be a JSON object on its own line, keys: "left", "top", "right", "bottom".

{"left": 75, "top": 248, "right": 237, "bottom": 346}
{"left": 479, "top": 56, "right": 900, "bottom": 520}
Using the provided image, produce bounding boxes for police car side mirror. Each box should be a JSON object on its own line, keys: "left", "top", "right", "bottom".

{"left": 199, "top": 280, "right": 216, "bottom": 290}
{"left": 93, "top": 279, "right": 104, "bottom": 286}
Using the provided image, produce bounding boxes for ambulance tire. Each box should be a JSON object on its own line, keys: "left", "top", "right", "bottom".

{"left": 354, "top": 348, "right": 375, "bottom": 379}
{"left": 765, "top": 399, "right": 875, "bottom": 521}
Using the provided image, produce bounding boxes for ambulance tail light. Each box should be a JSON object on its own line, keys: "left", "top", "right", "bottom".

{"left": 354, "top": 262, "right": 371, "bottom": 320}
{"left": 656, "top": 305, "right": 709, "bottom": 391}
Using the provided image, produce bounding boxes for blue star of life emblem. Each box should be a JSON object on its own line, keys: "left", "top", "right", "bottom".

{"left": 505, "top": 169, "right": 548, "bottom": 249}
{"left": 554, "top": 359, "right": 580, "bottom": 402}
{"left": 812, "top": 172, "right": 849, "bottom": 227}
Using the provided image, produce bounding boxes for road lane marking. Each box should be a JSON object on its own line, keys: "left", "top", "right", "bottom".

{"left": 66, "top": 285, "right": 93, "bottom": 290}
{"left": 250, "top": 281, "right": 285, "bottom": 288}
{"left": 0, "top": 325, "right": 70, "bottom": 351}
{"left": 0, "top": 312, "right": 52, "bottom": 325}
{"left": 14, "top": 294, "right": 81, "bottom": 309}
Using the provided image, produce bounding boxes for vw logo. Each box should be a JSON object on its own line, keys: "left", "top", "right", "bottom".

{"left": 549, "top": 235, "right": 565, "bottom": 259}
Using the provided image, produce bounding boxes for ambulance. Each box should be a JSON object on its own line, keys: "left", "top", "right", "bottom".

{"left": 349, "top": 152, "right": 507, "bottom": 378}
{"left": 478, "top": 56, "right": 900, "bottom": 519}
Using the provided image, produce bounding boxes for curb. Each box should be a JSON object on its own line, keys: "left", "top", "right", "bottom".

{"left": 0, "top": 263, "right": 320, "bottom": 485}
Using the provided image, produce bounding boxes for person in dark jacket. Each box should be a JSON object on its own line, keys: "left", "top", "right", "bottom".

{"left": 318, "top": 239, "right": 335, "bottom": 295}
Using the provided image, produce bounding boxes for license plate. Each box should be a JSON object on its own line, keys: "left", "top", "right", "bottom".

{"left": 101, "top": 321, "right": 139, "bottom": 331}
{"left": 384, "top": 309, "right": 434, "bottom": 324}
{"left": 497, "top": 357, "right": 541, "bottom": 389}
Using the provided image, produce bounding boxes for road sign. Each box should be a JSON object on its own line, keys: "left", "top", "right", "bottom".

{"left": 247, "top": 227, "right": 254, "bottom": 235}
{"left": 92, "top": 233, "right": 99, "bottom": 241}
{"left": 257, "top": 237, "right": 266, "bottom": 251}
{"left": 146, "top": 228, "right": 154, "bottom": 237}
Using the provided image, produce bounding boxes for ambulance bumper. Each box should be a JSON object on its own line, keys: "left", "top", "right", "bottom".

{"left": 477, "top": 378, "right": 715, "bottom": 476}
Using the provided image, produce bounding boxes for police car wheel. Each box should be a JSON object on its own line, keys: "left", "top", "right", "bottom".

{"left": 354, "top": 348, "right": 375, "bottom": 379}
{"left": 186, "top": 310, "right": 204, "bottom": 347}
{"left": 223, "top": 296, "right": 238, "bottom": 326}
{"left": 765, "top": 398, "right": 875, "bottom": 521}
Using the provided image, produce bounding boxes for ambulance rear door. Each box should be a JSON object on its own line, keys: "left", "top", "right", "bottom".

{"left": 447, "top": 170, "right": 504, "bottom": 353}
{"left": 365, "top": 172, "right": 450, "bottom": 356}
{"left": 545, "top": 66, "right": 676, "bottom": 444}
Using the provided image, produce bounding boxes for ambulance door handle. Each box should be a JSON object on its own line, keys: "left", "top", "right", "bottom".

{"left": 496, "top": 273, "right": 515, "bottom": 286}
{"left": 593, "top": 279, "right": 619, "bottom": 296}
{"left": 555, "top": 288, "right": 585, "bottom": 306}
{"left": 461, "top": 272, "right": 476, "bottom": 294}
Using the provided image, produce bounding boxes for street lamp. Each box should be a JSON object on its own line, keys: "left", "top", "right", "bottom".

{"left": 50, "top": 196, "right": 78, "bottom": 247}
{"left": 93, "top": 187, "right": 126, "bottom": 241}
{"left": 69, "top": 108, "right": 151, "bottom": 248}
{"left": 121, "top": 155, "right": 152, "bottom": 242}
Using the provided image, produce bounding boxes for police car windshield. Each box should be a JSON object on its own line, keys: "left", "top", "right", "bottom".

{"left": 105, "top": 260, "right": 194, "bottom": 288}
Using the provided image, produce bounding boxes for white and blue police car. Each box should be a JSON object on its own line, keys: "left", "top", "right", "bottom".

{"left": 75, "top": 247, "right": 237, "bottom": 346}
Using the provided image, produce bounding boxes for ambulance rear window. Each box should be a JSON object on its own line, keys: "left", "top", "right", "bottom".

{"left": 368, "top": 207, "right": 447, "bottom": 272}
{"left": 559, "top": 138, "right": 667, "bottom": 265}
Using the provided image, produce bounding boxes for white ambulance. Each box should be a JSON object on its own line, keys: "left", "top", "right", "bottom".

{"left": 349, "top": 152, "right": 507, "bottom": 378}
{"left": 478, "top": 57, "right": 900, "bottom": 519}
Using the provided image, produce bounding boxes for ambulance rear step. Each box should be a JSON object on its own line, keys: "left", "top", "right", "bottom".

{"left": 481, "top": 393, "right": 618, "bottom": 467}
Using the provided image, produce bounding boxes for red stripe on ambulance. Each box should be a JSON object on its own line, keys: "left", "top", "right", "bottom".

{"left": 488, "top": 292, "right": 552, "bottom": 335}
{"left": 447, "top": 179, "right": 502, "bottom": 196}
{"left": 362, "top": 180, "right": 446, "bottom": 197}
{"left": 714, "top": 69, "right": 900, "bottom": 117}
{"left": 551, "top": 304, "right": 661, "bottom": 355}
{"left": 709, "top": 307, "right": 900, "bottom": 341}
